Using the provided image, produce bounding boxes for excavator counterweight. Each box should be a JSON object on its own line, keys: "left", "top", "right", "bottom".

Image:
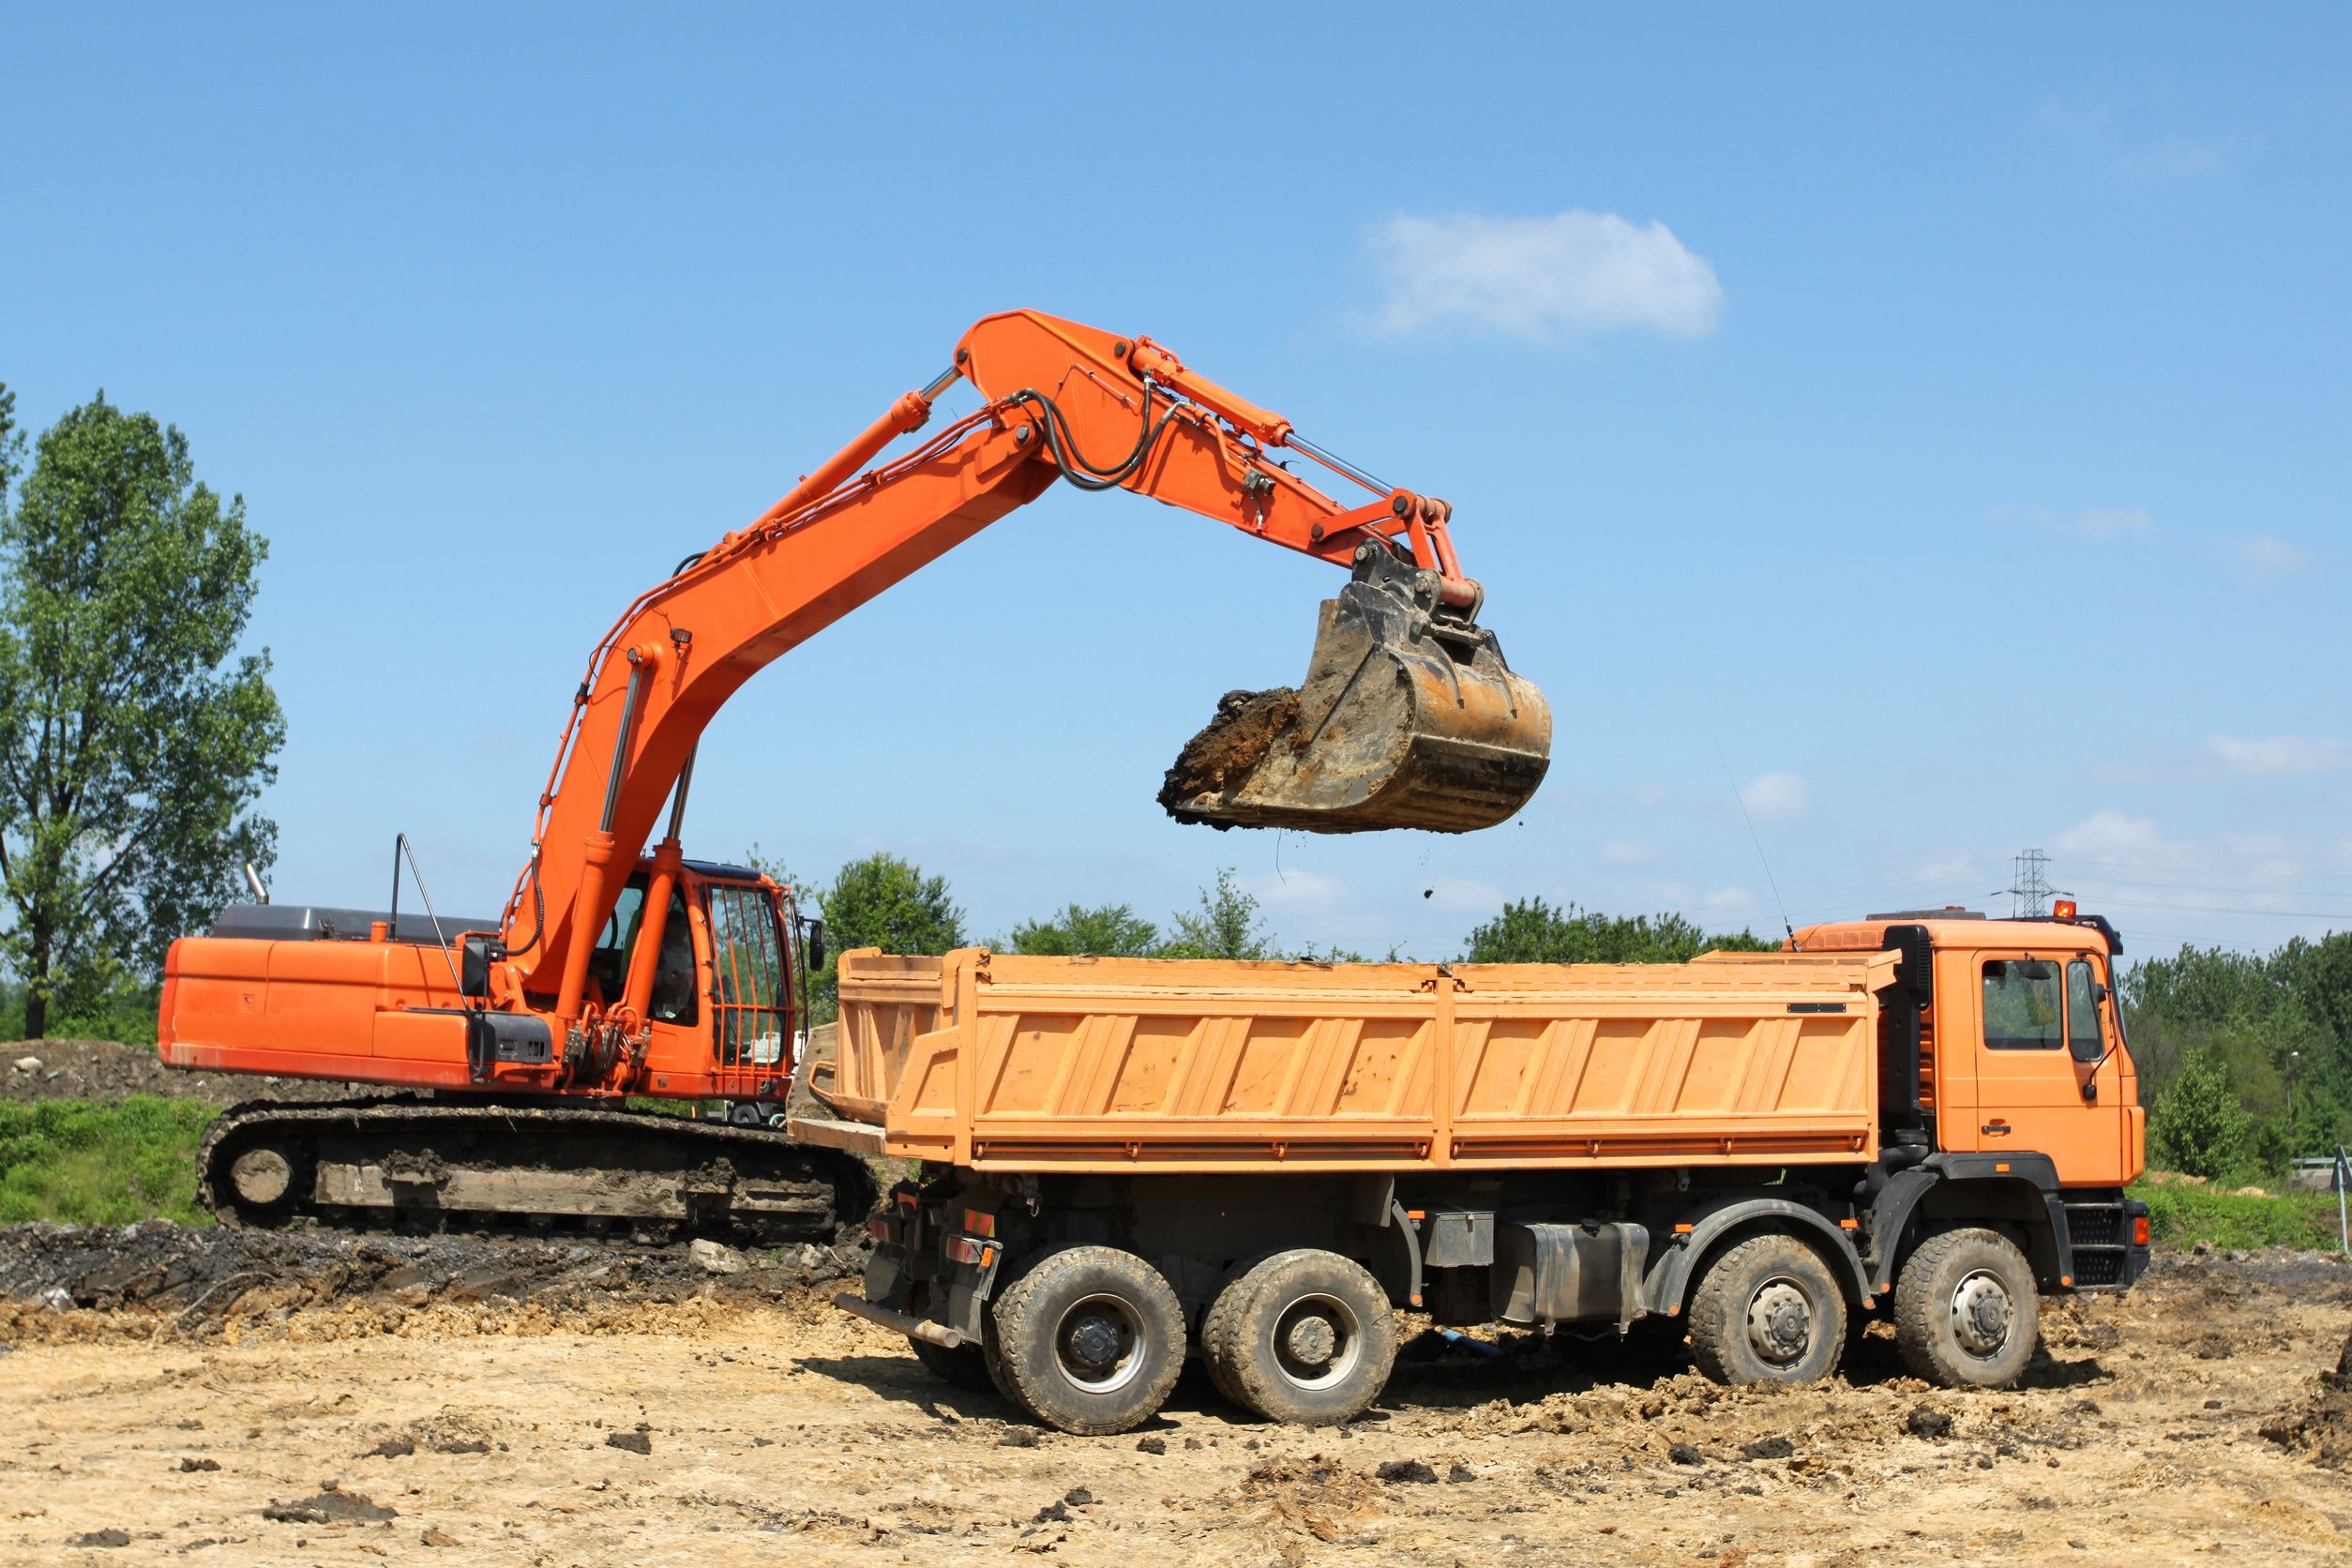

{"left": 1160, "top": 547, "right": 1551, "bottom": 833}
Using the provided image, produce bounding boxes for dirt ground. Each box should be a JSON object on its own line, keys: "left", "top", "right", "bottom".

{"left": 4, "top": 1039, "right": 388, "bottom": 1107}
{"left": 4, "top": 1232, "right": 2349, "bottom": 1567}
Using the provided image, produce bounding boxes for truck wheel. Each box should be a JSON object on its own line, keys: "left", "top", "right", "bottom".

{"left": 910, "top": 1335, "right": 994, "bottom": 1394}
{"left": 988, "top": 1246, "right": 1184, "bottom": 1435}
{"left": 1892, "top": 1228, "right": 2039, "bottom": 1388}
{"left": 1686, "top": 1233, "right": 1847, "bottom": 1386}
{"left": 1199, "top": 1250, "right": 1397, "bottom": 1425}
{"left": 980, "top": 1316, "right": 1034, "bottom": 1416}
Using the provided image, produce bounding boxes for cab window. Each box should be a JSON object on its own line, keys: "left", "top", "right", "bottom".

{"left": 587, "top": 883, "right": 647, "bottom": 1004}
{"left": 1983, "top": 958, "right": 2062, "bottom": 1049}
{"left": 585, "top": 882, "right": 699, "bottom": 1027}
{"left": 2065, "top": 959, "right": 2105, "bottom": 1064}
{"left": 707, "top": 883, "right": 790, "bottom": 1068}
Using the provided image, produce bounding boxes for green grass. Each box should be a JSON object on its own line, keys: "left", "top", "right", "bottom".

{"left": 2130, "top": 1176, "right": 2347, "bottom": 1251}
{"left": 0, "top": 1096, "right": 219, "bottom": 1226}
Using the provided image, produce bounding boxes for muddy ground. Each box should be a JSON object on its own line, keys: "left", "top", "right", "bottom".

{"left": 4, "top": 1229, "right": 2349, "bottom": 1567}
{"left": 4, "top": 1039, "right": 387, "bottom": 1107}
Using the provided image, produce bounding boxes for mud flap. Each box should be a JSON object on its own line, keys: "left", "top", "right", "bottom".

{"left": 1159, "top": 546, "right": 1551, "bottom": 834}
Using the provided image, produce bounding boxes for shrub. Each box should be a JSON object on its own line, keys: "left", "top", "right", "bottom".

{"left": 0, "top": 1096, "right": 217, "bottom": 1225}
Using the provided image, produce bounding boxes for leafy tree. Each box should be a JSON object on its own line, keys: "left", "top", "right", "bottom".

{"left": 0, "top": 393, "right": 283, "bottom": 1037}
{"left": 2148, "top": 1048, "right": 2254, "bottom": 1181}
{"left": 1008, "top": 901, "right": 1159, "bottom": 957}
{"left": 1161, "top": 868, "right": 1272, "bottom": 960}
{"left": 2121, "top": 934, "right": 2352, "bottom": 1162}
{"left": 793, "top": 852, "right": 965, "bottom": 1021}
{"left": 1461, "top": 897, "right": 1769, "bottom": 965}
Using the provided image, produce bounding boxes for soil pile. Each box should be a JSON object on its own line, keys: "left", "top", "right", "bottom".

{"left": 2262, "top": 1327, "right": 2352, "bottom": 1470}
{"left": 1158, "top": 686, "right": 1300, "bottom": 822}
{"left": 4, "top": 1037, "right": 390, "bottom": 1106}
{"left": 0, "top": 1219, "right": 867, "bottom": 1339}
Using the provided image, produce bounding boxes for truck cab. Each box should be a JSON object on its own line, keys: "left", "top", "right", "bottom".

{"left": 1791, "top": 904, "right": 2143, "bottom": 1186}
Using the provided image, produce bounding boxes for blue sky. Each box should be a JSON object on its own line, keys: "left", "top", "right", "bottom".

{"left": 4, "top": 6, "right": 2346, "bottom": 958}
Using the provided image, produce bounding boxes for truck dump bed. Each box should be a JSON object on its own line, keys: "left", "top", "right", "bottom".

{"left": 817, "top": 948, "right": 1899, "bottom": 1174}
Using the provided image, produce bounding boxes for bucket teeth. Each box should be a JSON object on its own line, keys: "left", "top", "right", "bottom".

{"left": 1159, "top": 555, "right": 1551, "bottom": 835}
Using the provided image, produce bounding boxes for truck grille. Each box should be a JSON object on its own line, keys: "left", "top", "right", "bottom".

{"left": 2066, "top": 1203, "right": 2124, "bottom": 1248}
{"left": 2072, "top": 1248, "right": 2126, "bottom": 1288}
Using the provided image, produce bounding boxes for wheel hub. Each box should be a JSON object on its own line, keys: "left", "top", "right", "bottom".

{"left": 1283, "top": 1313, "right": 1337, "bottom": 1367}
{"left": 1067, "top": 1312, "right": 1123, "bottom": 1369}
{"left": 1949, "top": 1270, "right": 2013, "bottom": 1357}
{"left": 1746, "top": 1280, "right": 1814, "bottom": 1364}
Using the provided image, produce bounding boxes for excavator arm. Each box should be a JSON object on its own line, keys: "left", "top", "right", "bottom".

{"left": 489, "top": 309, "right": 1551, "bottom": 1040}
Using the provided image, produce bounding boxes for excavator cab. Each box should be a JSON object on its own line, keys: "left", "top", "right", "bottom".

{"left": 1160, "top": 544, "right": 1552, "bottom": 834}
{"left": 586, "top": 863, "right": 807, "bottom": 1092}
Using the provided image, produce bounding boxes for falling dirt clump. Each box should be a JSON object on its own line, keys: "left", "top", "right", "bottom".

{"left": 1158, "top": 688, "right": 1301, "bottom": 822}
{"left": 2258, "top": 1328, "right": 2352, "bottom": 1470}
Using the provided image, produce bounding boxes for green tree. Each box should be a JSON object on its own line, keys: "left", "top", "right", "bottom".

{"left": 1161, "top": 868, "right": 1272, "bottom": 959}
{"left": 1461, "top": 897, "right": 1769, "bottom": 965}
{"left": 0, "top": 393, "right": 283, "bottom": 1037}
{"left": 1008, "top": 901, "right": 1159, "bottom": 957}
{"left": 2148, "top": 1048, "right": 2254, "bottom": 1180}
{"left": 797, "top": 852, "right": 965, "bottom": 1021}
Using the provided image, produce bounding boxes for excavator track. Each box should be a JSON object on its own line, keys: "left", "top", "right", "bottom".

{"left": 196, "top": 1097, "right": 877, "bottom": 1246}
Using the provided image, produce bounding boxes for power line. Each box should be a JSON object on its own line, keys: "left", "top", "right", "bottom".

{"left": 1998, "top": 848, "right": 2069, "bottom": 918}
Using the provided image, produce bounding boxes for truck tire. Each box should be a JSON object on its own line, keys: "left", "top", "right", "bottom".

{"left": 910, "top": 1336, "right": 994, "bottom": 1394}
{"left": 980, "top": 1316, "right": 1034, "bottom": 1416}
{"left": 1892, "top": 1228, "right": 2039, "bottom": 1389}
{"left": 1686, "top": 1233, "right": 1848, "bottom": 1386}
{"left": 988, "top": 1246, "right": 1184, "bottom": 1436}
{"left": 1199, "top": 1249, "right": 1397, "bottom": 1425}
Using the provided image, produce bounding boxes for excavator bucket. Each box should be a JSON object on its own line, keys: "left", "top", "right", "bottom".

{"left": 1159, "top": 550, "right": 1552, "bottom": 834}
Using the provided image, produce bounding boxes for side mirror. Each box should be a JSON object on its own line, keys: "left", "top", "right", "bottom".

{"left": 2092, "top": 980, "right": 2110, "bottom": 1004}
{"left": 804, "top": 919, "right": 826, "bottom": 974}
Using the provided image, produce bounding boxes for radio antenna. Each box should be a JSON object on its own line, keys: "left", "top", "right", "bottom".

{"left": 1716, "top": 745, "right": 1796, "bottom": 949}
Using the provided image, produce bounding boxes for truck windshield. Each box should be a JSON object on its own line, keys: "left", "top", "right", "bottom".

{"left": 707, "top": 883, "right": 790, "bottom": 1068}
{"left": 1983, "top": 958, "right": 2062, "bottom": 1049}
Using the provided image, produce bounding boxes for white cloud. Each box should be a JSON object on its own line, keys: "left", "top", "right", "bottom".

{"left": 2115, "top": 136, "right": 2232, "bottom": 180}
{"left": 2239, "top": 533, "right": 2310, "bottom": 582}
{"left": 1985, "top": 502, "right": 2153, "bottom": 540}
{"left": 1701, "top": 886, "right": 1756, "bottom": 915}
{"left": 1739, "top": 770, "right": 1809, "bottom": 822}
{"left": 2207, "top": 733, "right": 2351, "bottom": 776}
{"left": 1599, "top": 840, "right": 1651, "bottom": 865}
{"left": 2055, "top": 808, "right": 2168, "bottom": 861}
{"left": 1629, "top": 782, "right": 1674, "bottom": 810}
{"left": 1362, "top": 211, "right": 1723, "bottom": 341}
{"left": 1239, "top": 869, "right": 1348, "bottom": 912}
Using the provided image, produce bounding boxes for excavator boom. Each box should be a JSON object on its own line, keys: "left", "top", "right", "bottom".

{"left": 503, "top": 309, "right": 1550, "bottom": 1013}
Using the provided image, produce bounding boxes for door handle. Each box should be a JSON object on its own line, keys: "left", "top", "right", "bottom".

{"left": 1981, "top": 1120, "right": 2012, "bottom": 1137}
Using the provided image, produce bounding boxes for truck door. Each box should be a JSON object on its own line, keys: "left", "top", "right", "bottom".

{"left": 1961, "top": 952, "right": 2130, "bottom": 1184}
{"left": 2062, "top": 952, "right": 2137, "bottom": 1185}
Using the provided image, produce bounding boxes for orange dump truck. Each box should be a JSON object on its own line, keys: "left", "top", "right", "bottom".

{"left": 808, "top": 908, "right": 2149, "bottom": 1434}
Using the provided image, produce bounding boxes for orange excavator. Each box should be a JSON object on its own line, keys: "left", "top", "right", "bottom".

{"left": 158, "top": 309, "right": 1552, "bottom": 1243}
